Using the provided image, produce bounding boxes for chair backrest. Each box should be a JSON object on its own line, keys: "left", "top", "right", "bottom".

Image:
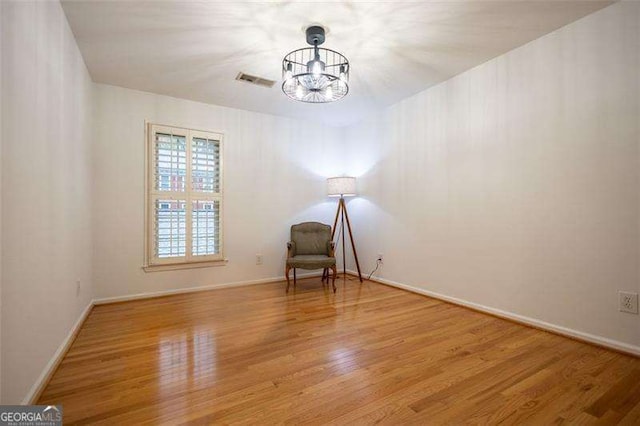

{"left": 291, "top": 222, "right": 332, "bottom": 256}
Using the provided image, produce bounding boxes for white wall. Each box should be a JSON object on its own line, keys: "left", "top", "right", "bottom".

{"left": 1, "top": 1, "right": 94, "bottom": 403}
{"left": 346, "top": 1, "right": 640, "bottom": 349}
{"left": 0, "top": 0, "right": 4, "bottom": 402}
{"left": 92, "top": 84, "right": 347, "bottom": 298}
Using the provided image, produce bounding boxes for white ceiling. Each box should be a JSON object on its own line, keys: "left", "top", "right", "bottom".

{"left": 61, "top": 0, "right": 612, "bottom": 126}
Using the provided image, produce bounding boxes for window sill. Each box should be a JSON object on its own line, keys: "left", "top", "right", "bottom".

{"left": 143, "top": 259, "right": 228, "bottom": 272}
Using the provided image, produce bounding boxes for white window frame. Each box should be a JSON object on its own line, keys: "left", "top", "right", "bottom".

{"left": 144, "top": 123, "right": 226, "bottom": 271}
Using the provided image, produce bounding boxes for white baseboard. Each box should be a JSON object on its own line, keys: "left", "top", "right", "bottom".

{"left": 93, "top": 271, "right": 322, "bottom": 305}
{"left": 352, "top": 270, "right": 640, "bottom": 357}
{"left": 23, "top": 271, "right": 323, "bottom": 404}
{"left": 23, "top": 301, "right": 94, "bottom": 404}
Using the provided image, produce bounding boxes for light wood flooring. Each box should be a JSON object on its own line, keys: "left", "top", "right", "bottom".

{"left": 38, "top": 276, "right": 640, "bottom": 424}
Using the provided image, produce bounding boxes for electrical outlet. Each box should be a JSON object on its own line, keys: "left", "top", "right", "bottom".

{"left": 377, "top": 253, "right": 384, "bottom": 263}
{"left": 76, "top": 280, "right": 81, "bottom": 297}
{"left": 256, "top": 254, "right": 263, "bottom": 265}
{"left": 619, "top": 291, "right": 638, "bottom": 314}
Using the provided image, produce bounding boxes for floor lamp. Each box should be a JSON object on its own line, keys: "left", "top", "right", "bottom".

{"left": 325, "top": 176, "right": 363, "bottom": 282}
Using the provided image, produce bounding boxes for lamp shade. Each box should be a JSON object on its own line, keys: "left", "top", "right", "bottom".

{"left": 327, "top": 176, "right": 356, "bottom": 197}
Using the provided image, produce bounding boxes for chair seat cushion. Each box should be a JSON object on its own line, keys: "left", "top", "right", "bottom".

{"left": 287, "top": 255, "right": 336, "bottom": 269}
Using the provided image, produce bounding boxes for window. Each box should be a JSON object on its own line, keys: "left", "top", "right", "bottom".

{"left": 145, "top": 124, "right": 224, "bottom": 268}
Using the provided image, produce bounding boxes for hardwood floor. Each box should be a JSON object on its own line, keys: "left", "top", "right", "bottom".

{"left": 38, "top": 276, "right": 640, "bottom": 425}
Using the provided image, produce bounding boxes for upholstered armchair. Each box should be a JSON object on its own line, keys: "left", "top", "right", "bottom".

{"left": 286, "top": 222, "right": 337, "bottom": 293}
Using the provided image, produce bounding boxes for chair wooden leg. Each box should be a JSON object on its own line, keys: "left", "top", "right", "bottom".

{"left": 293, "top": 268, "right": 297, "bottom": 287}
{"left": 285, "top": 265, "right": 291, "bottom": 293}
{"left": 331, "top": 265, "right": 337, "bottom": 293}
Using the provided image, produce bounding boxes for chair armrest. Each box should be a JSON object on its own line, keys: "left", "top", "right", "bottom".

{"left": 287, "top": 241, "right": 296, "bottom": 257}
{"left": 327, "top": 241, "right": 335, "bottom": 257}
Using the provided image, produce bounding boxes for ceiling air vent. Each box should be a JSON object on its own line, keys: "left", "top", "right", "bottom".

{"left": 235, "top": 72, "right": 276, "bottom": 88}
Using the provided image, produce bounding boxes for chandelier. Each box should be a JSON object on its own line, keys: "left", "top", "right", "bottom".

{"left": 282, "top": 26, "right": 350, "bottom": 103}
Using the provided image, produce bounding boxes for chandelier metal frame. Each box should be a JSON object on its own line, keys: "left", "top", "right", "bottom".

{"left": 282, "top": 26, "right": 350, "bottom": 103}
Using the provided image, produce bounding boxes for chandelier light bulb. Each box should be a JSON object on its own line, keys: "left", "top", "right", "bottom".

{"left": 307, "top": 58, "right": 325, "bottom": 77}
{"left": 312, "top": 60, "right": 322, "bottom": 77}
{"left": 284, "top": 62, "right": 293, "bottom": 81}
{"left": 295, "top": 83, "right": 304, "bottom": 99}
{"left": 325, "top": 85, "right": 333, "bottom": 100}
{"left": 284, "top": 78, "right": 294, "bottom": 90}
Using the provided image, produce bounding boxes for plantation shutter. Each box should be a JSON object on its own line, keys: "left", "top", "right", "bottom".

{"left": 147, "top": 124, "right": 223, "bottom": 266}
